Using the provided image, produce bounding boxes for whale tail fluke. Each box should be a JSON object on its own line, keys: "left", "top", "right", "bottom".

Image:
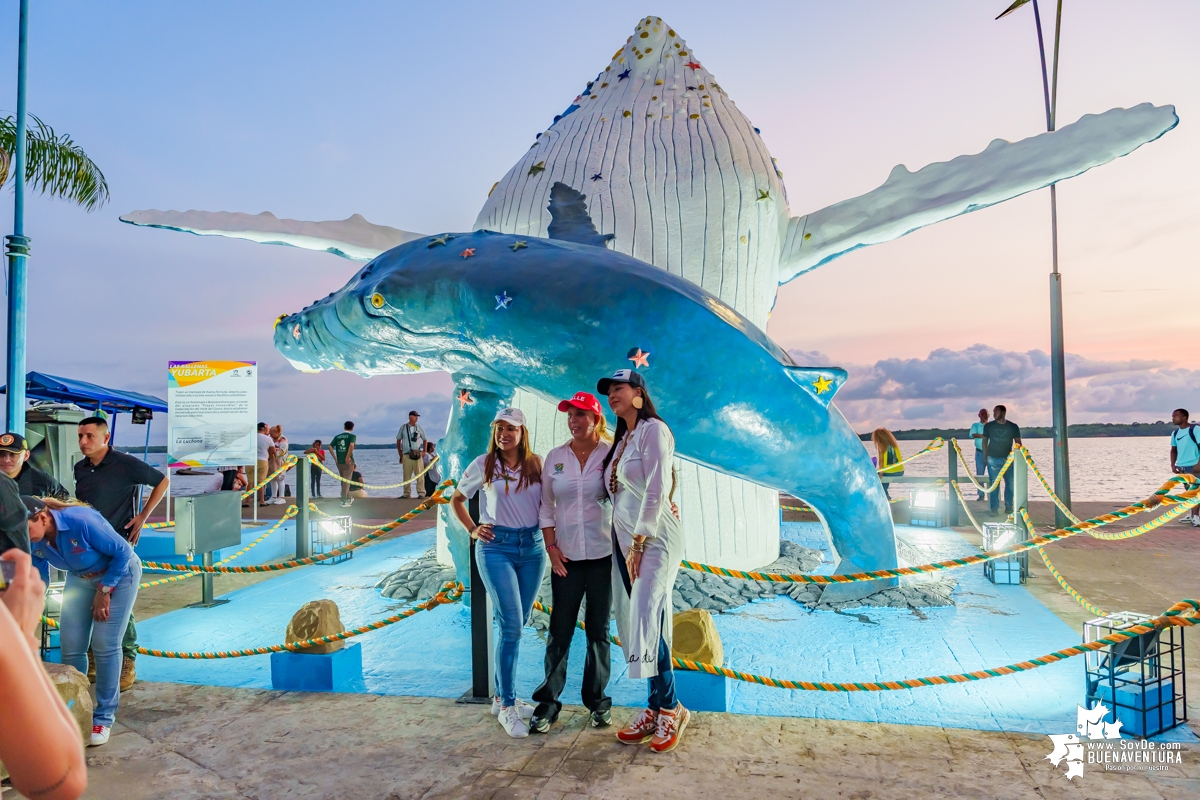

{"left": 547, "top": 182, "right": 615, "bottom": 248}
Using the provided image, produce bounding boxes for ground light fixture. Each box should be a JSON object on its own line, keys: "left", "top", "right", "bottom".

{"left": 908, "top": 487, "right": 945, "bottom": 527}
{"left": 982, "top": 522, "right": 1028, "bottom": 585}
{"left": 311, "top": 516, "right": 353, "bottom": 564}
{"left": 1084, "top": 611, "right": 1186, "bottom": 738}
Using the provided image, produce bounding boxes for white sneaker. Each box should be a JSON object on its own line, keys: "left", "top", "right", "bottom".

{"left": 491, "top": 696, "right": 535, "bottom": 719}
{"left": 1191, "top": 516, "right": 1200, "bottom": 528}
{"left": 89, "top": 725, "right": 111, "bottom": 746}
{"left": 498, "top": 705, "right": 528, "bottom": 738}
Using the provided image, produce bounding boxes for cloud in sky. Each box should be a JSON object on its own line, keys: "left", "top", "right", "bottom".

{"left": 789, "top": 344, "right": 1200, "bottom": 430}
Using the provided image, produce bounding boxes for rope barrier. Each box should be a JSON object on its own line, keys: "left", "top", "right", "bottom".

{"left": 875, "top": 437, "right": 945, "bottom": 474}
{"left": 137, "top": 582, "right": 464, "bottom": 658}
{"left": 950, "top": 440, "right": 1013, "bottom": 493}
{"left": 139, "top": 509, "right": 298, "bottom": 588}
{"left": 1018, "top": 507, "right": 1109, "bottom": 617}
{"left": 669, "top": 599, "right": 1198, "bottom": 690}
{"left": 681, "top": 478, "right": 1200, "bottom": 585}
{"left": 1015, "top": 444, "right": 1081, "bottom": 525}
{"left": 144, "top": 456, "right": 298, "bottom": 531}
{"left": 139, "top": 482, "right": 454, "bottom": 574}
{"left": 309, "top": 454, "right": 440, "bottom": 490}
{"left": 949, "top": 481, "right": 986, "bottom": 535}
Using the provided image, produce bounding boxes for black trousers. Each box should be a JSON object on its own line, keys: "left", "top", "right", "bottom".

{"left": 532, "top": 555, "right": 613, "bottom": 719}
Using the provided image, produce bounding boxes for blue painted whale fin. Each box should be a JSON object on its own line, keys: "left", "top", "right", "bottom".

{"left": 547, "top": 182, "right": 615, "bottom": 248}
{"left": 784, "top": 366, "right": 847, "bottom": 407}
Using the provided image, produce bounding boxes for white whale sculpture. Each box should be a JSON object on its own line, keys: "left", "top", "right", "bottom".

{"left": 123, "top": 16, "right": 1177, "bottom": 575}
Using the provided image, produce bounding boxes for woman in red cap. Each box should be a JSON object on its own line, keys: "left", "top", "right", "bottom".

{"left": 598, "top": 368, "right": 689, "bottom": 753}
{"left": 528, "top": 392, "right": 614, "bottom": 734}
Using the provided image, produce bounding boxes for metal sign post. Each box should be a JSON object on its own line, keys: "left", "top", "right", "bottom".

{"left": 4, "top": 0, "right": 31, "bottom": 435}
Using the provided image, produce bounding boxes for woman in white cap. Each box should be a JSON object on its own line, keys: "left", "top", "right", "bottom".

{"left": 598, "top": 369, "right": 689, "bottom": 753}
{"left": 450, "top": 407, "right": 545, "bottom": 738}
{"left": 528, "top": 392, "right": 614, "bottom": 734}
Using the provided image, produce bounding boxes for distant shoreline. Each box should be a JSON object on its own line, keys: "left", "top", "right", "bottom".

{"left": 859, "top": 421, "right": 1178, "bottom": 441}
{"left": 118, "top": 422, "right": 1180, "bottom": 453}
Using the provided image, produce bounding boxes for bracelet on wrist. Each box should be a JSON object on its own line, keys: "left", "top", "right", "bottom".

{"left": 546, "top": 543, "right": 559, "bottom": 551}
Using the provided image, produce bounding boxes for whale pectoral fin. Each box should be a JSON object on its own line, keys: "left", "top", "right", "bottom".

{"left": 436, "top": 379, "right": 515, "bottom": 586}
{"left": 777, "top": 103, "right": 1179, "bottom": 283}
{"left": 546, "top": 182, "right": 614, "bottom": 248}
{"left": 120, "top": 209, "right": 424, "bottom": 262}
{"left": 784, "top": 366, "right": 847, "bottom": 407}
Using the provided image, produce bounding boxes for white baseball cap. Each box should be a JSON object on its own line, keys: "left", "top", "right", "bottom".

{"left": 493, "top": 407, "right": 526, "bottom": 427}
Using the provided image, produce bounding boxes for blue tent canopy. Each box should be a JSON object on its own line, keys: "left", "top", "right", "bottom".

{"left": 0, "top": 371, "right": 167, "bottom": 413}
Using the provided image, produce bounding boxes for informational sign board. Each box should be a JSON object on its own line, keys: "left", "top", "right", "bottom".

{"left": 167, "top": 361, "right": 257, "bottom": 468}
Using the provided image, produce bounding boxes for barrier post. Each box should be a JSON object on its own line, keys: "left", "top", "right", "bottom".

{"left": 295, "top": 457, "right": 310, "bottom": 559}
{"left": 948, "top": 441, "right": 959, "bottom": 527}
{"left": 1014, "top": 448, "right": 1029, "bottom": 532}
{"left": 461, "top": 494, "right": 494, "bottom": 703}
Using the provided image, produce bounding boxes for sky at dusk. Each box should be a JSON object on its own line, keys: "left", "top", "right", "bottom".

{"left": 0, "top": 0, "right": 1197, "bottom": 445}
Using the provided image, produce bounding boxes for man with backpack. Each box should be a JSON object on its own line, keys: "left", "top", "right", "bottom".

{"left": 395, "top": 411, "right": 428, "bottom": 499}
{"left": 1170, "top": 408, "right": 1200, "bottom": 527}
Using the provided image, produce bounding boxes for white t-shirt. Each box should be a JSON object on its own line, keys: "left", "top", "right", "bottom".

{"left": 539, "top": 441, "right": 612, "bottom": 561}
{"left": 970, "top": 422, "right": 985, "bottom": 451}
{"left": 256, "top": 433, "right": 273, "bottom": 461}
{"left": 1172, "top": 425, "right": 1199, "bottom": 468}
{"left": 457, "top": 454, "right": 541, "bottom": 529}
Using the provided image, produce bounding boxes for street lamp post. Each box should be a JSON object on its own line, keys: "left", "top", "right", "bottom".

{"left": 1001, "top": 0, "right": 1072, "bottom": 526}
{"left": 4, "top": 0, "right": 31, "bottom": 435}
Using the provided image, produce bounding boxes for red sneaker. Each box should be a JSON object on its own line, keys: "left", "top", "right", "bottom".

{"left": 648, "top": 704, "right": 690, "bottom": 753}
{"left": 616, "top": 708, "right": 658, "bottom": 745}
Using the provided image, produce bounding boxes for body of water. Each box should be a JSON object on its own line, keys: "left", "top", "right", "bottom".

{"left": 150, "top": 436, "right": 1176, "bottom": 504}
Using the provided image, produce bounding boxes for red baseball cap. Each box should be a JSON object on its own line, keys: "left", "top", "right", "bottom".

{"left": 557, "top": 392, "right": 603, "bottom": 416}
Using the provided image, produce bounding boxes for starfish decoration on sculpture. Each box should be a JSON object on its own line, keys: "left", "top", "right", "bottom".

{"left": 627, "top": 348, "right": 650, "bottom": 368}
{"left": 495, "top": 291, "right": 512, "bottom": 310}
{"left": 427, "top": 234, "right": 454, "bottom": 248}
{"left": 590, "top": 173, "right": 603, "bottom": 181}
{"left": 456, "top": 390, "right": 474, "bottom": 409}
{"left": 528, "top": 161, "right": 545, "bottom": 176}
{"left": 812, "top": 375, "right": 833, "bottom": 395}
{"left": 509, "top": 240, "right": 527, "bottom": 251}
{"left": 460, "top": 248, "right": 475, "bottom": 259}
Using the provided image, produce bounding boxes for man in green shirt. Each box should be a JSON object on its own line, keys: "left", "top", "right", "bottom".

{"left": 330, "top": 421, "right": 357, "bottom": 507}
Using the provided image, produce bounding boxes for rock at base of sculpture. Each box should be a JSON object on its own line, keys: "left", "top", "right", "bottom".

{"left": 376, "top": 544, "right": 955, "bottom": 626}
{"left": 45, "top": 662, "right": 94, "bottom": 745}
{"left": 0, "top": 662, "right": 93, "bottom": 781}
{"left": 672, "top": 609, "right": 724, "bottom": 667}
{"left": 286, "top": 599, "right": 345, "bottom": 654}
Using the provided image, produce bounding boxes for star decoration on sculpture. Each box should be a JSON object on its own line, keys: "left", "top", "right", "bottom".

{"left": 591, "top": 173, "right": 603, "bottom": 181}
{"left": 428, "top": 234, "right": 455, "bottom": 248}
{"left": 685, "top": 61, "right": 702, "bottom": 70}
{"left": 812, "top": 375, "right": 833, "bottom": 395}
{"left": 509, "top": 240, "right": 528, "bottom": 251}
{"left": 627, "top": 348, "right": 650, "bottom": 368}
{"left": 292, "top": 324, "right": 301, "bottom": 341}
{"left": 461, "top": 248, "right": 476, "bottom": 258}
{"left": 528, "top": 161, "right": 545, "bottom": 176}
{"left": 495, "top": 291, "right": 512, "bottom": 310}
{"left": 757, "top": 189, "right": 770, "bottom": 201}
{"left": 617, "top": 69, "right": 631, "bottom": 80}
{"left": 685, "top": 86, "right": 697, "bottom": 91}
{"left": 456, "top": 389, "right": 474, "bottom": 409}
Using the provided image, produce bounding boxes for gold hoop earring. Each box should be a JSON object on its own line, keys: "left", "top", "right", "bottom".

{"left": 631, "top": 395, "right": 644, "bottom": 410}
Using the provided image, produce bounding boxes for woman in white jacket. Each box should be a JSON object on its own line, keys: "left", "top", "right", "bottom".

{"left": 598, "top": 368, "right": 689, "bottom": 753}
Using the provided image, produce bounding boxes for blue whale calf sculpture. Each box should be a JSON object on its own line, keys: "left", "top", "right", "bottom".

{"left": 276, "top": 185, "right": 891, "bottom": 590}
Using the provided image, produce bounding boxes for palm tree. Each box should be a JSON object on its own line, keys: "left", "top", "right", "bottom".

{"left": 0, "top": 114, "right": 108, "bottom": 210}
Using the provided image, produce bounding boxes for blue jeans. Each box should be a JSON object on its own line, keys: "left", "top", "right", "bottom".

{"left": 987, "top": 455, "right": 1014, "bottom": 512}
{"left": 974, "top": 449, "right": 987, "bottom": 500}
{"left": 60, "top": 560, "right": 142, "bottom": 727}
{"left": 648, "top": 631, "right": 677, "bottom": 711}
{"left": 475, "top": 525, "right": 546, "bottom": 707}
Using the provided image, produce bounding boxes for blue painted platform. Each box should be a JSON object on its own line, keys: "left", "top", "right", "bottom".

{"left": 135, "top": 519, "right": 296, "bottom": 566}
{"left": 135, "top": 524, "right": 1197, "bottom": 741}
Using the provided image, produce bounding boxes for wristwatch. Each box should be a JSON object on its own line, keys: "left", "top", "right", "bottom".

{"left": 98, "top": 585, "right": 114, "bottom": 595}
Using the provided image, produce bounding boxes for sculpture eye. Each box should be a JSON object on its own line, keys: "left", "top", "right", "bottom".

{"left": 370, "top": 293, "right": 385, "bottom": 309}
